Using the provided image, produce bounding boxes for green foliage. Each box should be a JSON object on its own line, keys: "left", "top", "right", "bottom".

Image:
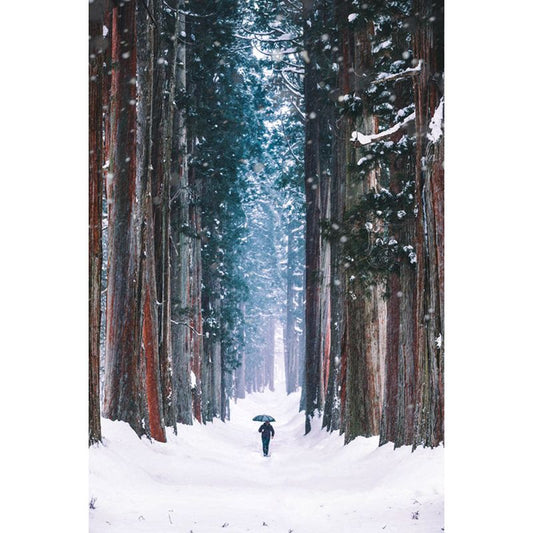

{"left": 319, "top": 0, "right": 419, "bottom": 290}
{"left": 182, "top": 0, "right": 304, "bottom": 376}
{"left": 184, "top": 0, "right": 257, "bottom": 369}
{"left": 323, "top": 179, "right": 417, "bottom": 285}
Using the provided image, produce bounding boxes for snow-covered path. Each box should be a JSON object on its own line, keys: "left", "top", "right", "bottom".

{"left": 90, "top": 387, "right": 444, "bottom": 533}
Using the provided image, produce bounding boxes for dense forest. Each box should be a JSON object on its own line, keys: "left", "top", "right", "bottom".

{"left": 89, "top": 0, "right": 444, "bottom": 450}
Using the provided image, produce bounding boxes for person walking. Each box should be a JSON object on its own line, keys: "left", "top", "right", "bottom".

{"left": 258, "top": 421, "right": 275, "bottom": 456}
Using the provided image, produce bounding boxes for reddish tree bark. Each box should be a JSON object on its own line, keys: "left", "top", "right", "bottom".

{"left": 379, "top": 68, "right": 418, "bottom": 447}
{"left": 189, "top": 160, "right": 204, "bottom": 422}
{"left": 141, "top": 270, "right": 166, "bottom": 442}
{"left": 341, "top": 18, "right": 387, "bottom": 444}
{"left": 412, "top": 0, "right": 444, "bottom": 448}
{"left": 149, "top": 0, "right": 174, "bottom": 430}
{"left": 89, "top": 3, "right": 105, "bottom": 446}
{"left": 137, "top": 3, "right": 166, "bottom": 442}
{"left": 103, "top": 1, "right": 147, "bottom": 437}
{"left": 302, "top": 0, "right": 326, "bottom": 434}
{"left": 322, "top": 9, "right": 349, "bottom": 431}
{"left": 141, "top": 248, "right": 166, "bottom": 442}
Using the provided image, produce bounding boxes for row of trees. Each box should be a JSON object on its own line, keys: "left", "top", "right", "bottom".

{"left": 89, "top": 0, "right": 444, "bottom": 450}
{"left": 89, "top": 0, "right": 306, "bottom": 445}
{"left": 244, "top": 0, "right": 444, "bottom": 448}
{"left": 239, "top": 103, "right": 306, "bottom": 397}
{"left": 297, "top": 0, "right": 444, "bottom": 448}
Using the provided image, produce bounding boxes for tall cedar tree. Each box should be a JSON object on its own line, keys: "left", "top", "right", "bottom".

{"left": 102, "top": 0, "right": 166, "bottom": 442}
{"left": 89, "top": 0, "right": 106, "bottom": 446}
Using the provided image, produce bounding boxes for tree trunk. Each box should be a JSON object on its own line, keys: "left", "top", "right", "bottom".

{"left": 103, "top": 1, "right": 148, "bottom": 438}
{"left": 170, "top": 2, "right": 193, "bottom": 426}
{"left": 235, "top": 303, "right": 246, "bottom": 399}
{"left": 285, "top": 220, "right": 300, "bottom": 394}
{"left": 302, "top": 1, "right": 324, "bottom": 434}
{"left": 89, "top": 4, "right": 105, "bottom": 446}
{"left": 189, "top": 159, "right": 204, "bottom": 422}
{"left": 212, "top": 290, "right": 223, "bottom": 419}
{"left": 201, "top": 318, "right": 214, "bottom": 421}
{"left": 380, "top": 144, "right": 418, "bottom": 447}
{"left": 412, "top": 0, "right": 444, "bottom": 448}
{"left": 261, "top": 317, "right": 274, "bottom": 392}
{"left": 150, "top": 0, "right": 175, "bottom": 430}
{"left": 323, "top": 104, "right": 346, "bottom": 432}
{"left": 202, "top": 275, "right": 222, "bottom": 421}
{"left": 137, "top": 0, "right": 166, "bottom": 442}
{"left": 341, "top": 18, "right": 387, "bottom": 444}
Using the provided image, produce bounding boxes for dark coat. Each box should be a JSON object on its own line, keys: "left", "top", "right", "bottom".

{"left": 258, "top": 422, "right": 275, "bottom": 439}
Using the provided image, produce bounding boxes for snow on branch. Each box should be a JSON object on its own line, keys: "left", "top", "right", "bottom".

{"left": 280, "top": 69, "right": 304, "bottom": 98}
{"left": 350, "top": 112, "right": 415, "bottom": 146}
{"left": 236, "top": 31, "right": 274, "bottom": 41}
{"left": 277, "top": 57, "right": 304, "bottom": 70}
{"left": 238, "top": 27, "right": 278, "bottom": 38}
{"left": 282, "top": 65, "right": 305, "bottom": 75}
{"left": 254, "top": 34, "right": 301, "bottom": 44}
{"left": 373, "top": 60, "right": 423, "bottom": 85}
{"left": 250, "top": 41, "right": 301, "bottom": 60}
{"left": 237, "top": 26, "right": 302, "bottom": 45}
{"left": 281, "top": 120, "right": 303, "bottom": 164}
{"left": 290, "top": 99, "right": 306, "bottom": 122}
{"left": 280, "top": 0, "right": 301, "bottom": 11}
{"left": 427, "top": 97, "right": 444, "bottom": 143}
{"left": 175, "top": 5, "right": 215, "bottom": 18}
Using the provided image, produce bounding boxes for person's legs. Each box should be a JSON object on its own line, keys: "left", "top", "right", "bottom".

{"left": 262, "top": 436, "right": 269, "bottom": 456}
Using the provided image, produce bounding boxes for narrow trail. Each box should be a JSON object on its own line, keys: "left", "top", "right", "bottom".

{"left": 90, "top": 382, "right": 444, "bottom": 533}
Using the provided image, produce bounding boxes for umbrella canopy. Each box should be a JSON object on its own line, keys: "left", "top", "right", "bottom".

{"left": 253, "top": 415, "right": 275, "bottom": 422}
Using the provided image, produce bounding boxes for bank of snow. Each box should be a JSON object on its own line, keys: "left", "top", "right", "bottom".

{"left": 90, "top": 389, "right": 443, "bottom": 533}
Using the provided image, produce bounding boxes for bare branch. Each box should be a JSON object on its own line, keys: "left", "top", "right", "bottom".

{"left": 275, "top": 56, "right": 303, "bottom": 70}
{"left": 171, "top": 319, "right": 203, "bottom": 336}
{"left": 289, "top": 99, "right": 306, "bottom": 122}
{"left": 140, "top": 0, "right": 158, "bottom": 28}
{"left": 281, "top": 119, "right": 303, "bottom": 164}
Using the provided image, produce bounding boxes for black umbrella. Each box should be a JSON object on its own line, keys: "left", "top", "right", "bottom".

{"left": 253, "top": 414, "right": 275, "bottom": 422}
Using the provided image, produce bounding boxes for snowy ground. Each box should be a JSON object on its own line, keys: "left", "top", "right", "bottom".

{"left": 89, "top": 387, "right": 444, "bottom": 533}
